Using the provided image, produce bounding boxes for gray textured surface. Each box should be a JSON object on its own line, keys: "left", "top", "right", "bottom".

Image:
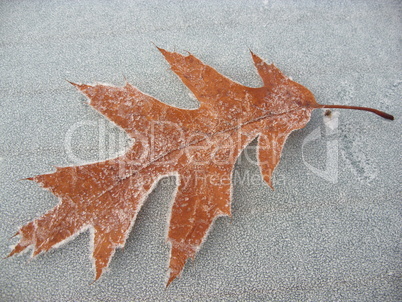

{"left": 1, "top": 0, "right": 401, "bottom": 301}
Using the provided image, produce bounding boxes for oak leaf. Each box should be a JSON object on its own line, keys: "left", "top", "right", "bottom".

{"left": 8, "top": 47, "right": 393, "bottom": 286}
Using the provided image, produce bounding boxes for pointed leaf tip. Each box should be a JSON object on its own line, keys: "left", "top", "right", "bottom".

{"left": 9, "top": 231, "right": 19, "bottom": 239}
{"left": 264, "top": 175, "right": 274, "bottom": 191}
{"left": 166, "top": 273, "right": 176, "bottom": 288}
{"left": 95, "top": 270, "right": 103, "bottom": 282}
{"left": 8, "top": 242, "right": 28, "bottom": 258}
{"left": 155, "top": 45, "right": 168, "bottom": 55}
{"left": 249, "top": 49, "right": 264, "bottom": 67}
{"left": 66, "top": 80, "right": 90, "bottom": 92}
{"left": 89, "top": 278, "right": 99, "bottom": 286}
{"left": 32, "top": 248, "right": 42, "bottom": 257}
{"left": 249, "top": 49, "right": 257, "bottom": 58}
{"left": 66, "top": 80, "right": 78, "bottom": 87}
{"left": 4, "top": 251, "right": 14, "bottom": 259}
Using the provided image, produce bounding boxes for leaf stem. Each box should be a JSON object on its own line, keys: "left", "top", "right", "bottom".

{"left": 317, "top": 104, "right": 394, "bottom": 120}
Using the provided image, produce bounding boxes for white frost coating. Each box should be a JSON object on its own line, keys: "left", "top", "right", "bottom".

{"left": 51, "top": 224, "right": 92, "bottom": 251}
{"left": 163, "top": 171, "right": 180, "bottom": 243}
{"left": 12, "top": 220, "right": 92, "bottom": 259}
{"left": 187, "top": 92, "right": 197, "bottom": 101}
{"left": 89, "top": 226, "right": 97, "bottom": 277}
{"left": 323, "top": 110, "right": 340, "bottom": 131}
{"left": 8, "top": 243, "right": 31, "bottom": 257}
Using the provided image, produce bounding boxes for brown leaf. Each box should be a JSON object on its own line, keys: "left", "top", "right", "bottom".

{"left": 8, "top": 47, "right": 393, "bottom": 285}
